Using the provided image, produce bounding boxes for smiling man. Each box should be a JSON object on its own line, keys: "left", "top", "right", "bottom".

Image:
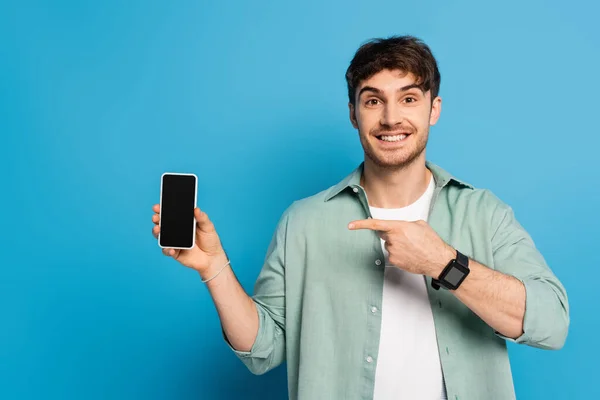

{"left": 152, "top": 35, "right": 569, "bottom": 400}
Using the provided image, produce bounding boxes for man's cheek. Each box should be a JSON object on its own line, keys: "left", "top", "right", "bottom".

{"left": 362, "top": 117, "right": 379, "bottom": 132}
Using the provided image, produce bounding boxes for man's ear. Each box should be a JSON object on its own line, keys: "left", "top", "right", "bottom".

{"left": 349, "top": 102, "right": 358, "bottom": 129}
{"left": 429, "top": 96, "right": 442, "bottom": 126}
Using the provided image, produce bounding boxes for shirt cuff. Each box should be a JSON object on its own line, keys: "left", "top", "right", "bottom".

{"left": 221, "top": 301, "right": 273, "bottom": 359}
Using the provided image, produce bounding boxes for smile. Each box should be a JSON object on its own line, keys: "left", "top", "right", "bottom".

{"left": 376, "top": 134, "right": 410, "bottom": 142}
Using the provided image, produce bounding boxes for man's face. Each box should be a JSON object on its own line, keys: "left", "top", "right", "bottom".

{"left": 349, "top": 69, "right": 441, "bottom": 169}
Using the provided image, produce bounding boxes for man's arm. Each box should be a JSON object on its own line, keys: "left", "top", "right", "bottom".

{"left": 450, "top": 194, "right": 570, "bottom": 350}
{"left": 217, "top": 206, "right": 291, "bottom": 374}
{"left": 450, "top": 259, "right": 526, "bottom": 340}
{"left": 152, "top": 202, "right": 289, "bottom": 374}
{"left": 202, "top": 252, "right": 260, "bottom": 353}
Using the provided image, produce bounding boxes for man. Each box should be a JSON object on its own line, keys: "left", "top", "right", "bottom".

{"left": 151, "top": 36, "right": 569, "bottom": 400}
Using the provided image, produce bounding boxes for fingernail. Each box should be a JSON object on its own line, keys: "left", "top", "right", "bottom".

{"left": 348, "top": 223, "right": 354, "bottom": 229}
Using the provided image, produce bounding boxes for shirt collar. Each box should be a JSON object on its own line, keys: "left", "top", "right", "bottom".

{"left": 324, "top": 161, "right": 473, "bottom": 202}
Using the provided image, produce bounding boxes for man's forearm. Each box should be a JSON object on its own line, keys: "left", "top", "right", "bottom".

{"left": 200, "top": 253, "right": 259, "bottom": 352}
{"left": 451, "top": 259, "right": 526, "bottom": 339}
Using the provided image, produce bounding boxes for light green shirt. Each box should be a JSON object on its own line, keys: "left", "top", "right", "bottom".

{"left": 224, "top": 161, "right": 570, "bottom": 400}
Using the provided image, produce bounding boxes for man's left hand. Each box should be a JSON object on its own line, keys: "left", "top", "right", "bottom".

{"left": 348, "top": 218, "right": 455, "bottom": 277}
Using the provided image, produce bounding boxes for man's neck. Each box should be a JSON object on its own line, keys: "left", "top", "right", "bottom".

{"left": 360, "top": 155, "right": 432, "bottom": 209}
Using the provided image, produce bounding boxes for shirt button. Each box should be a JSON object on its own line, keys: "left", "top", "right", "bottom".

{"left": 352, "top": 187, "right": 359, "bottom": 193}
{"left": 375, "top": 259, "right": 382, "bottom": 266}
{"left": 366, "top": 356, "right": 373, "bottom": 363}
{"left": 371, "top": 306, "right": 378, "bottom": 313}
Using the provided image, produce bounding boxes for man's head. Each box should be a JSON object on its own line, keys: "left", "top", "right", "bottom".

{"left": 345, "top": 35, "right": 441, "bottom": 170}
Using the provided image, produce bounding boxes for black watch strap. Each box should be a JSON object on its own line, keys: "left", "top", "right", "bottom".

{"left": 456, "top": 250, "right": 468, "bottom": 268}
{"left": 431, "top": 277, "right": 444, "bottom": 290}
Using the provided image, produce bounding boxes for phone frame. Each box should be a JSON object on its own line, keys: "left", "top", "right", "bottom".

{"left": 158, "top": 172, "right": 198, "bottom": 250}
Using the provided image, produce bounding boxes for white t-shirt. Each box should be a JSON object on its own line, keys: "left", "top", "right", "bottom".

{"left": 369, "top": 175, "right": 447, "bottom": 400}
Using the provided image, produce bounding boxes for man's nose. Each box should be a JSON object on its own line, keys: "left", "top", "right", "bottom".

{"left": 380, "top": 102, "right": 404, "bottom": 127}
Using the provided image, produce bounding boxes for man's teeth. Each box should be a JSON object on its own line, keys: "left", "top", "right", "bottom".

{"left": 380, "top": 134, "right": 407, "bottom": 142}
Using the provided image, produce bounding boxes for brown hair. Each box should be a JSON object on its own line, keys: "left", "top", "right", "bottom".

{"left": 345, "top": 35, "right": 441, "bottom": 105}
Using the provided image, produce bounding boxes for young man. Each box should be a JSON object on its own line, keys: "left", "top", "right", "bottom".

{"left": 151, "top": 36, "right": 569, "bottom": 400}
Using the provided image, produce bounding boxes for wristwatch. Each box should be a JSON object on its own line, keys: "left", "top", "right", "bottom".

{"left": 431, "top": 250, "right": 470, "bottom": 290}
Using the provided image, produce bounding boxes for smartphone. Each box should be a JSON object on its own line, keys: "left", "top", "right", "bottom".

{"left": 158, "top": 172, "right": 198, "bottom": 250}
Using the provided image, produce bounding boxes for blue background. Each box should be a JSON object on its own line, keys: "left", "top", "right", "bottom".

{"left": 1, "top": 0, "right": 598, "bottom": 399}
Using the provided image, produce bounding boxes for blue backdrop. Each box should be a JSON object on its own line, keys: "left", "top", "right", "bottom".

{"left": 2, "top": 0, "right": 598, "bottom": 399}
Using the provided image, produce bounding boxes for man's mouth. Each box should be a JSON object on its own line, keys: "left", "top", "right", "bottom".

{"left": 376, "top": 133, "right": 410, "bottom": 142}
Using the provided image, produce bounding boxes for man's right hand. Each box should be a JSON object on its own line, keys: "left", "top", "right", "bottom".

{"left": 151, "top": 204, "right": 228, "bottom": 277}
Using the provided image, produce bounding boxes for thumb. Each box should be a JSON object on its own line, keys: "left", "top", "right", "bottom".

{"left": 194, "top": 207, "right": 215, "bottom": 233}
{"left": 194, "top": 207, "right": 203, "bottom": 222}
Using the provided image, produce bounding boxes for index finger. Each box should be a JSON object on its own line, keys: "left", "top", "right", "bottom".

{"left": 348, "top": 219, "right": 392, "bottom": 232}
{"left": 153, "top": 204, "right": 160, "bottom": 213}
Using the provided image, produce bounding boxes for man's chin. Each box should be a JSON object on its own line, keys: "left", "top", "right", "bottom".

{"left": 366, "top": 150, "right": 423, "bottom": 169}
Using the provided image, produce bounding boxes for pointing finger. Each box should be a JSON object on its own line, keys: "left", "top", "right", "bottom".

{"left": 348, "top": 219, "right": 392, "bottom": 232}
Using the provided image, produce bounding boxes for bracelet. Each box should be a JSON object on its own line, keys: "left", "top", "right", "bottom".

{"left": 201, "top": 260, "right": 231, "bottom": 283}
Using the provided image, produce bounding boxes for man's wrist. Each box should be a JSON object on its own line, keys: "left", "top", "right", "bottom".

{"left": 199, "top": 252, "right": 230, "bottom": 282}
{"left": 431, "top": 244, "right": 456, "bottom": 278}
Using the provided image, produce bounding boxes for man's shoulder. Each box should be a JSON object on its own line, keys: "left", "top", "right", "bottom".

{"left": 449, "top": 182, "right": 511, "bottom": 212}
{"left": 430, "top": 162, "right": 511, "bottom": 214}
{"left": 447, "top": 181, "right": 505, "bottom": 204}
{"left": 274, "top": 174, "right": 357, "bottom": 229}
{"left": 284, "top": 186, "right": 339, "bottom": 218}
{"left": 442, "top": 177, "right": 514, "bottom": 235}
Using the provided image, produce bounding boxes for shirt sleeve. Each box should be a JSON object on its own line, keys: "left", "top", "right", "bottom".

{"left": 222, "top": 204, "right": 292, "bottom": 374}
{"left": 489, "top": 193, "right": 570, "bottom": 350}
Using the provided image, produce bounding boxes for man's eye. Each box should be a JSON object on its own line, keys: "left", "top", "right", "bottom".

{"left": 403, "top": 97, "right": 417, "bottom": 103}
{"left": 366, "top": 99, "right": 380, "bottom": 106}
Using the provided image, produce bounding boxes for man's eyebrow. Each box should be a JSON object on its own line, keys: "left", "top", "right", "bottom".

{"left": 358, "top": 86, "right": 381, "bottom": 97}
{"left": 358, "top": 83, "right": 423, "bottom": 98}
{"left": 398, "top": 83, "right": 423, "bottom": 92}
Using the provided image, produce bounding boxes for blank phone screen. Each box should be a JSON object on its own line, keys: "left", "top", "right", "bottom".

{"left": 159, "top": 174, "right": 196, "bottom": 249}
